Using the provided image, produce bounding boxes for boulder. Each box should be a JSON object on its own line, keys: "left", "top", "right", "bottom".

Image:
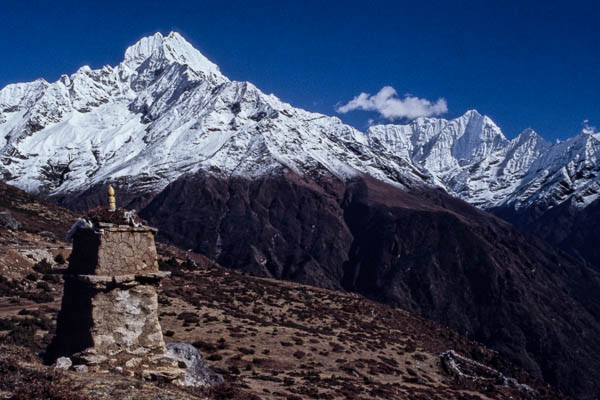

{"left": 39, "top": 231, "right": 56, "bottom": 242}
{"left": 73, "top": 365, "right": 88, "bottom": 373}
{"left": 55, "top": 356, "right": 72, "bottom": 370}
{"left": 0, "top": 211, "right": 19, "bottom": 230}
{"left": 164, "top": 343, "right": 224, "bottom": 386}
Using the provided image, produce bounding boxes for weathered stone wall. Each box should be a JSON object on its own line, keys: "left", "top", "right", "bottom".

{"left": 48, "top": 223, "right": 167, "bottom": 365}
{"left": 91, "top": 284, "right": 165, "bottom": 356}
{"left": 68, "top": 225, "right": 159, "bottom": 276}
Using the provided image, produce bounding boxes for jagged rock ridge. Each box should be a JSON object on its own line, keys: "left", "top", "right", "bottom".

{"left": 367, "top": 111, "right": 600, "bottom": 213}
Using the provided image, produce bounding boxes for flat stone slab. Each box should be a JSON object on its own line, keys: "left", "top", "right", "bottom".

{"left": 142, "top": 368, "right": 185, "bottom": 382}
{"left": 97, "top": 222, "right": 158, "bottom": 233}
{"left": 64, "top": 271, "right": 171, "bottom": 288}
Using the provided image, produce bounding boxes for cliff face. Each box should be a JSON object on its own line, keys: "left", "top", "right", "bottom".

{"left": 493, "top": 196, "right": 600, "bottom": 272}
{"left": 142, "top": 172, "right": 352, "bottom": 289}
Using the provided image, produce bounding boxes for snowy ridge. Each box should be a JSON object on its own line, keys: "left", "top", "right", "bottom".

{"left": 367, "top": 112, "right": 600, "bottom": 211}
{"left": 0, "top": 32, "right": 430, "bottom": 196}
{"left": 0, "top": 31, "right": 599, "bottom": 215}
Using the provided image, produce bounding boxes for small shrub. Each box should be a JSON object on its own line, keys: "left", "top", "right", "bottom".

{"left": 292, "top": 351, "right": 306, "bottom": 359}
{"left": 207, "top": 354, "right": 223, "bottom": 361}
{"left": 25, "top": 273, "right": 40, "bottom": 282}
{"left": 283, "top": 377, "right": 295, "bottom": 386}
{"left": 181, "top": 259, "right": 197, "bottom": 270}
{"left": 33, "top": 260, "right": 54, "bottom": 274}
{"left": 237, "top": 347, "right": 255, "bottom": 355}
{"left": 199, "top": 382, "right": 261, "bottom": 400}
{"left": 193, "top": 340, "right": 217, "bottom": 352}
{"left": 177, "top": 312, "right": 199, "bottom": 324}
{"left": 53, "top": 253, "right": 66, "bottom": 265}
{"left": 158, "top": 257, "right": 179, "bottom": 272}
{"left": 26, "top": 291, "right": 53, "bottom": 303}
{"left": 42, "top": 274, "right": 61, "bottom": 283}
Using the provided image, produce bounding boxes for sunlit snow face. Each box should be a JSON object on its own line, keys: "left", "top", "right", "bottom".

{"left": 1, "top": 32, "right": 599, "bottom": 214}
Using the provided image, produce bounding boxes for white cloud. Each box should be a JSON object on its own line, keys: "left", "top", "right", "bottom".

{"left": 336, "top": 86, "right": 448, "bottom": 120}
{"left": 583, "top": 119, "right": 596, "bottom": 133}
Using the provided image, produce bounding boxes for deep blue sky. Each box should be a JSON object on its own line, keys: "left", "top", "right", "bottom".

{"left": 1, "top": 0, "right": 598, "bottom": 140}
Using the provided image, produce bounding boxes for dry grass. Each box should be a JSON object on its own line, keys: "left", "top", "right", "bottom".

{"left": 0, "top": 224, "right": 567, "bottom": 399}
{"left": 155, "top": 253, "right": 565, "bottom": 400}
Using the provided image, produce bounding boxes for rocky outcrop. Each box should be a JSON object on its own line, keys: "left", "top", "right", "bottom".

{"left": 440, "top": 350, "right": 534, "bottom": 393}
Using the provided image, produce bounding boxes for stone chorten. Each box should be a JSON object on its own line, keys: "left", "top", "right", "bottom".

{"left": 47, "top": 187, "right": 187, "bottom": 381}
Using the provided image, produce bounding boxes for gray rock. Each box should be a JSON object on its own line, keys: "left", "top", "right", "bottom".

{"left": 0, "top": 211, "right": 19, "bottom": 230}
{"left": 75, "top": 353, "right": 107, "bottom": 365}
{"left": 73, "top": 364, "right": 88, "bottom": 373}
{"left": 142, "top": 368, "right": 183, "bottom": 382}
{"left": 125, "top": 357, "right": 142, "bottom": 369}
{"left": 165, "top": 342, "right": 224, "bottom": 387}
{"left": 55, "top": 356, "right": 72, "bottom": 370}
{"left": 39, "top": 231, "right": 56, "bottom": 242}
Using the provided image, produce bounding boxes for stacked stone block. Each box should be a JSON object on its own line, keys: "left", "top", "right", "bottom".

{"left": 48, "top": 221, "right": 176, "bottom": 378}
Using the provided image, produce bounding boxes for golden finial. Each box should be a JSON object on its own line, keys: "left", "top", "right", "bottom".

{"left": 108, "top": 185, "right": 116, "bottom": 211}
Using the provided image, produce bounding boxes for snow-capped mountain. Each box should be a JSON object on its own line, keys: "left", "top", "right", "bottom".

{"left": 4, "top": 32, "right": 600, "bottom": 399}
{"left": 0, "top": 32, "right": 428, "bottom": 197}
{"left": 1, "top": 31, "right": 599, "bottom": 217}
{"left": 367, "top": 111, "right": 600, "bottom": 212}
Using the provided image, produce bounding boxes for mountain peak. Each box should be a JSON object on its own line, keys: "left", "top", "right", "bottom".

{"left": 518, "top": 128, "right": 540, "bottom": 139}
{"left": 462, "top": 109, "right": 482, "bottom": 119}
{"left": 512, "top": 128, "right": 550, "bottom": 149}
{"left": 122, "top": 31, "right": 221, "bottom": 76}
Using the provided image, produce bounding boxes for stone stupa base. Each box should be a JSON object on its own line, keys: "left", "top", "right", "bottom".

{"left": 47, "top": 217, "right": 222, "bottom": 386}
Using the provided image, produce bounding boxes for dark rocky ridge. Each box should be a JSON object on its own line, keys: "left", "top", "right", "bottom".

{"left": 50, "top": 172, "right": 600, "bottom": 399}
{"left": 494, "top": 198, "right": 600, "bottom": 272}
{"left": 338, "top": 176, "right": 600, "bottom": 399}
